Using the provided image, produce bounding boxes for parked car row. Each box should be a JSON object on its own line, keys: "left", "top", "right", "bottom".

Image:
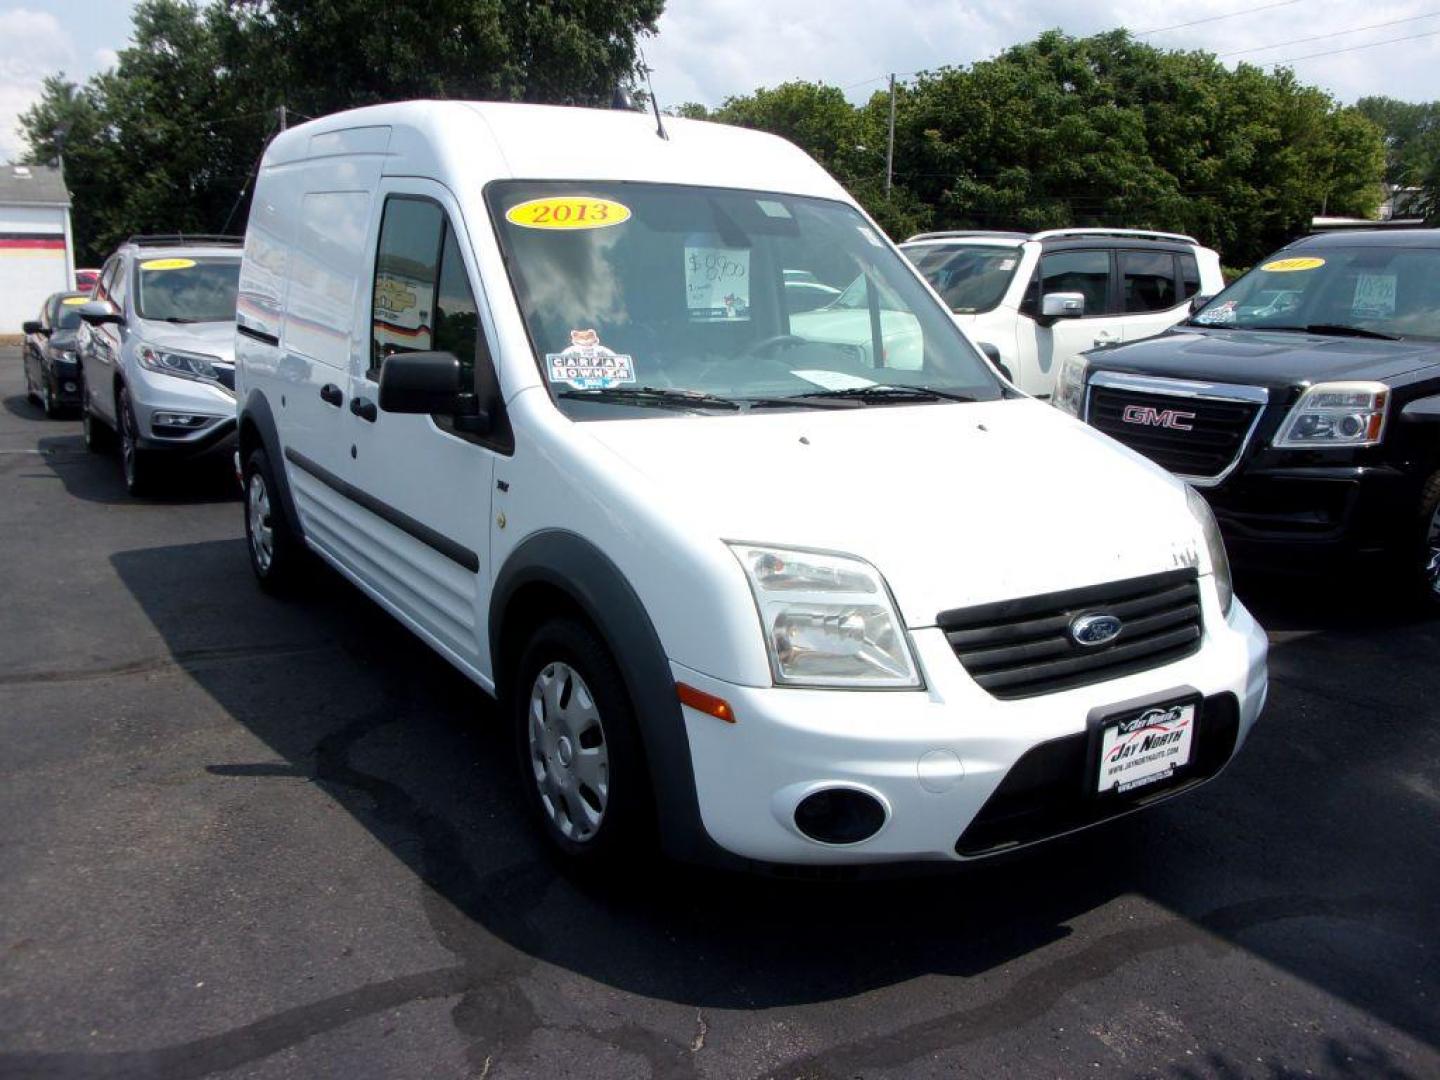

{"left": 19, "top": 100, "right": 1426, "bottom": 874}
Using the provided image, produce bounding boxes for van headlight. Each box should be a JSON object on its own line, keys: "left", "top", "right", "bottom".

{"left": 1274, "top": 381, "right": 1388, "bottom": 448}
{"left": 1052, "top": 353, "right": 1088, "bottom": 416}
{"left": 1187, "top": 486, "right": 1233, "bottom": 617}
{"left": 728, "top": 544, "right": 922, "bottom": 689}
{"left": 137, "top": 345, "right": 223, "bottom": 387}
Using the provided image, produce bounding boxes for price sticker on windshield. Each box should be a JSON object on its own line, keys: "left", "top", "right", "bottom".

{"left": 1260, "top": 257, "right": 1325, "bottom": 273}
{"left": 139, "top": 257, "right": 197, "bottom": 271}
{"left": 505, "top": 196, "right": 631, "bottom": 230}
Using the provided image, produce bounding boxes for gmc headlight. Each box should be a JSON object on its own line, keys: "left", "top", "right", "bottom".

{"left": 729, "top": 544, "right": 922, "bottom": 689}
{"left": 1274, "top": 381, "right": 1388, "bottom": 448}
{"left": 1052, "top": 353, "right": 1088, "bottom": 416}
{"left": 137, "top": 345, "right": 224, "bottom": 387}
{"left": 1187, "top": 486, "right": 1233, "bottom": 617}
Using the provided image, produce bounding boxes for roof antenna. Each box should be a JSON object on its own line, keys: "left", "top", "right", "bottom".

{"left": 639, "top": 46, "right": 668, "bottom": 141}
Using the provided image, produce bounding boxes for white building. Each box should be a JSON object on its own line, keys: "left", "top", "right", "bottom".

{"left": 0, "top": 164, "right": 75, "bottom": 333}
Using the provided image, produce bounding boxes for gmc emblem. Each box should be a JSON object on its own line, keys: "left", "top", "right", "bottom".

{"left": 1121, "top": 404, "right": 1196, "bottom": 431}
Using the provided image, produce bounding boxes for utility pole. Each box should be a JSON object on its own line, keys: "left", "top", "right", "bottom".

{"left": 278, "top": 103, "right": 287, "bottom": 131}
{"left": 885, "top": 74, "right": 896, "bottom": 197}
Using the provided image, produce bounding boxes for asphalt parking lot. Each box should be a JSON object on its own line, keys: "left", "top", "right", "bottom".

{"left": 1, "top": 345, "right": 1437, "bottom": 1080}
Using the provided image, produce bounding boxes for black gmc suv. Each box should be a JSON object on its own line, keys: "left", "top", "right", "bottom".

{"left": 1052, "top": 228, "right": 1440, "bottom": 608}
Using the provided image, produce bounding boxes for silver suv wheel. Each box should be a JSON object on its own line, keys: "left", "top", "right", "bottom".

{"left": 527, "top": 661, "right": 609, "bottom": 843}
{"left": 1425, "top": 501, "right": 1440, "bottom": 599}
{"left": 247, "top": 472, "right": 274, "bottom": 574}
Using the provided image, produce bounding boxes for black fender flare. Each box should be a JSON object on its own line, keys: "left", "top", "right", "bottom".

{"left": 490, "top": 530, "right": 728, "bottom": 865}
{"left": 238, "top": 390, "right": 304, "bottom": 540}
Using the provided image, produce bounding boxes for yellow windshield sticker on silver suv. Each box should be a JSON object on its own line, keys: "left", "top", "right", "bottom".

{"left": 140, "top": 257, "right": 197, "bottom": 271}
{"left": 1260, "top": 257, "right": 1325, "bottom": 273}
{"left": 506, "top": 197, "right": 631, "bottom": 230}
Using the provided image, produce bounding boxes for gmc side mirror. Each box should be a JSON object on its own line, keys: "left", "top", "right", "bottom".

{"left": 1041, "top": 292, "right": 1085, "bottom": 319}
{"left": 22, "top": 320, "right": 48, "bottom": 336}
{"left": 78, "top": 300, "right": 123, "bottom": 326}
{"left": 378, "top": 350, "right": 491, "bottom": 434}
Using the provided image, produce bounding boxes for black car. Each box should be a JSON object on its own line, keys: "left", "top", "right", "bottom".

{"left": 22, "top": 291, "right": 90, "bottom": 417}
{"left": 1053, "top": 228, "right": 1440, "bottom": 607}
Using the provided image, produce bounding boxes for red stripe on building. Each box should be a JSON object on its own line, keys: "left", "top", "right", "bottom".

{"left": 0, "top": 237, "right": 66, "bottom": 250}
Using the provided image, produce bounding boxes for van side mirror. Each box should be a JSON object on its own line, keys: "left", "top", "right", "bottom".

{"left": 22, "top": 320, "right": 47, "bottom": 336}
{"left": 977, "top": 341, "right": 1014, "bottom": 383}
{"left": 78, "top": 300, "right": 123, "bottom": 326}
{"left": 1190, "top": 293, "right": 1215, "bottom": 315}
{"left": 1041, "top": 292, "right": 1085, "bottom": 320}
{"left": 378, "top": 350, "right": 491, "bottom": 434}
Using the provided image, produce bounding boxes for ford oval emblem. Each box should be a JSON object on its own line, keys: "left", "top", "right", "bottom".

{"left": 1070, "top": 613, "right": 1123, "bottom": 648}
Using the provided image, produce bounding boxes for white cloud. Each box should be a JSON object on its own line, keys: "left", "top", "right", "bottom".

{"left": 644, "top": 0, "right": 1440, "bottom": 110}
{"left": 0, "top": 7, "right": 76, "bottom": 162}
{"left": 93, "top": 46, "right": 118, "bottom": 70}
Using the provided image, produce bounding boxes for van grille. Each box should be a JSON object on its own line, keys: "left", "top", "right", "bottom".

{"left": 1087, "top": 382, "right": 1263, "bottom": 481}
{"left": 938, "top": 569, "right": 1202, "bottom": 700}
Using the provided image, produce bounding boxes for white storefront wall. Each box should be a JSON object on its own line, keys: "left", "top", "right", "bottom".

{"left": 1, "top": 204, "right": 75, "bottom": 333}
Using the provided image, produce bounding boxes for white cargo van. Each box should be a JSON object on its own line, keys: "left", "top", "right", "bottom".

{"left": 235, "top": 102, "right": 1267, "bottom": 869}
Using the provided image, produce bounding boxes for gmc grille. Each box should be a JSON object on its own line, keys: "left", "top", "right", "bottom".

{"left": 1086, "top": 375, "right": 1266, "bottom": 482}
{"left": 938, "top": 569, "right": 1202, "bottom": 700}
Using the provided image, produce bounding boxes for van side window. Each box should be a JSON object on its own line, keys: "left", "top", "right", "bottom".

{"left": 434, "top": 225, "right": 479, "bottom": 388}
{"left": 1179, "top": 253, "right": 1202, "bottom": 299}
{"left": 371, "top": 197, "right": 444, "bottom": 377}
{"left": 1120, "top": 250, "right": 1179, "bottom": 313}
{"left": 1038, "top": 250, "right": 1112, "bottom": 317}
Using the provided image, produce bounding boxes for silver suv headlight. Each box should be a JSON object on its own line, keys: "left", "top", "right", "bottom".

{"left": 728, "top": 543, "right": 922, "bottom": 689}
{"left": 1274, "top": 381, "right": 1388, "bottom": 448}
{"left": 1052, "top": 353, "right": 1088, "bottom": 416}
{"left": 137, "top": 345, "right": 224, "bottom": 387}
{"left": 1187, "top": 486, "right": 1233, "bottom": 616}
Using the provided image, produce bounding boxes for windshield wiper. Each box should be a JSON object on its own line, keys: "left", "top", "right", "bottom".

{"left": 557, "top": 386, "right": 741, "bottom": 411}
{"left": 1266, "top": 323, "right": 1403, "bottom": 341}
{"left": 159, "top": 316, "right": 197, "bottom": 324}
{"left": 785, "top": 384, "right": 978, "bottom": 405}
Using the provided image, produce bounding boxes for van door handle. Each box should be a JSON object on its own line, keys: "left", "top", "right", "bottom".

{"left": 320, "top": 383, "right": 344, "bottom": 407}
{"left": 349, "top": 396, "right": 377, "bottom": 422}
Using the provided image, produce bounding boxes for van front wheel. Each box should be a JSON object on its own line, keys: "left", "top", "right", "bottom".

{"left": 513, "top": 618, "right": 652, "bottom": 865}
{"left": 243, "top": 448, "right": 300, "bottom": 593}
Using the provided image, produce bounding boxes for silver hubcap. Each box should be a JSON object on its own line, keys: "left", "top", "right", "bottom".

{"left": 1425, "top": 503, "right": 1440, "bottom": 597}
{"left": 248, "top": 473, "right": 274, "bottom": 574}
{"left": 527, "top": 661, "right": 608, "bottom": 843}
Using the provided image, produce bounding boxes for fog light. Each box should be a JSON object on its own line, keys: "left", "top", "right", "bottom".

{"left": 793, "top": 787, "right": 887, "bottom": 845}
{"left": 63, "top": 381, "right": 77, "bottom": 392}
{"left": 152, "top": 412, "right": 211, "bottom": 429}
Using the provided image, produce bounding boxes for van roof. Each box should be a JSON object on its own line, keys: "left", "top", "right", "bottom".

{"left": 260, "top": 100, "right": 852, "bottom": 204}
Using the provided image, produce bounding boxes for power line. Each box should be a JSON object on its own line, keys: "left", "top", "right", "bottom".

{"left": 1134, "top": 0, "right": 1303, "bottom": 37}
{"left": 1219, "top": 11, "right": 1440, "bottom": 57}
{"left": 1268, "top": 26, "right": 1440, "bottom": 63}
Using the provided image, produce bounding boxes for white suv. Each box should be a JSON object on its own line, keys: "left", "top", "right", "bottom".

{"left": 901, "top": 230, "right": 1224, "bottom": 398}
{"left": 77, "top": 236, "right": 242, "bottom": 494}
{"left": 235, "top": 103, "right": 1266, "bottom": 870}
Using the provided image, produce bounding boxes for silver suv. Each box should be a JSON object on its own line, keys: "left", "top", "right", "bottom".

{"left": 77, "top": 235, "right": 241, "bottom": 495}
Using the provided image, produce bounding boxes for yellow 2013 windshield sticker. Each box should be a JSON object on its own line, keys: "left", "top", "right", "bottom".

{"left": 140, "top": 257, "right": 197, "bottom": 271}
{"left": 506, "top": 196, "right": 631, "bottom": 230}
{"left": 1260, "top": 257, "right": 1325, "bottom": 273}
{"left": 61, "top": 296, "right": 89, "bottom": 305}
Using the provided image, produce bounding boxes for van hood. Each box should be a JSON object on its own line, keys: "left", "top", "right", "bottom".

{"left": 136, "top": 319, "right": 236, "bottom": 365}
{"left": 1095, "top": 326, "right": 1440, "bottom": 388}
{"left": 581, "top": 399, "right": 1202, "bottom": 627}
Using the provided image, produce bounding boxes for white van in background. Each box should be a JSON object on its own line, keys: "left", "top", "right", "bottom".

{"left": 901, "top": 230, "right": 1225, "bottom": 398}
{"left": 235, "top": 102, "right": 1265, "bottom": 870}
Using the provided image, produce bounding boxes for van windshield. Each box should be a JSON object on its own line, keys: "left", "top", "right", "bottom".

{"left": 136, "top": 257, "right": 241, "bottom": 323}
{"left": 486, "top": 181, "right": 1003, "bottom": 418}
{"left": 901, "top": 243, "right": 1022, "bottom": 313}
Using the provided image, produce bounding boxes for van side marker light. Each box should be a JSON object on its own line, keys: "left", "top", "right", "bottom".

{"left": 677, "top": 683, "right": 735, "bottom": 723}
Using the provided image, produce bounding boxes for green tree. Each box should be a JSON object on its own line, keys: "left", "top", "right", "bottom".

{"left": 1355, "top": 95, "right": 1440, "bottom": 217}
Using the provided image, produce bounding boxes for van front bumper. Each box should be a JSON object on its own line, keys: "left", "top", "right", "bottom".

{"left": 673, "top": 591, "right": 1267, "bottom": 866}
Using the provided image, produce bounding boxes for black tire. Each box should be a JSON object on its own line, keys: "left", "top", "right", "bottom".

{"left": 24, "top": 364, "right": 40, "bottom": 405}
{"left": 82, "top": 393, "right": 114, "bottom": 453}
{"left": 117, "top": 385, "right": 157, "bottom": 496}
{"left": 512, "top": 618, "right": 654, "bottom": 867}
{"left": 242, "top": 447, "right": 302, "bottom": 593}
{"left": 41, "top": 377, "right": 63, "bottom": 419}
{"left": 1416, "top": 470, "right": 1440, "bottom": 615}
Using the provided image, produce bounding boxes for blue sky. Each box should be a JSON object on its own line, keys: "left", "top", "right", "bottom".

{"left": 5, "top": 0, "right": 1440, "bottom": 162}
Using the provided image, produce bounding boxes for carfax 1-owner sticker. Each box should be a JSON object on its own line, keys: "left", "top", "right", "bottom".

{"left": 1097, "top": 703, "right": 1195, "bottom": 794}
{"left": 545, "top": 329, "right": 635, "bottom": 390}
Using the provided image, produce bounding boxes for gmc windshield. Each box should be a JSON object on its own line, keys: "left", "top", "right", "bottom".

{"left": 486, "top": 181, "right": 1002, "bottom": 417}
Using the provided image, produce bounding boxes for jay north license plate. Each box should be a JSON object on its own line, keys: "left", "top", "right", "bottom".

{"left": 1096, "top": 701, "right": 1195, "bottom": 794}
